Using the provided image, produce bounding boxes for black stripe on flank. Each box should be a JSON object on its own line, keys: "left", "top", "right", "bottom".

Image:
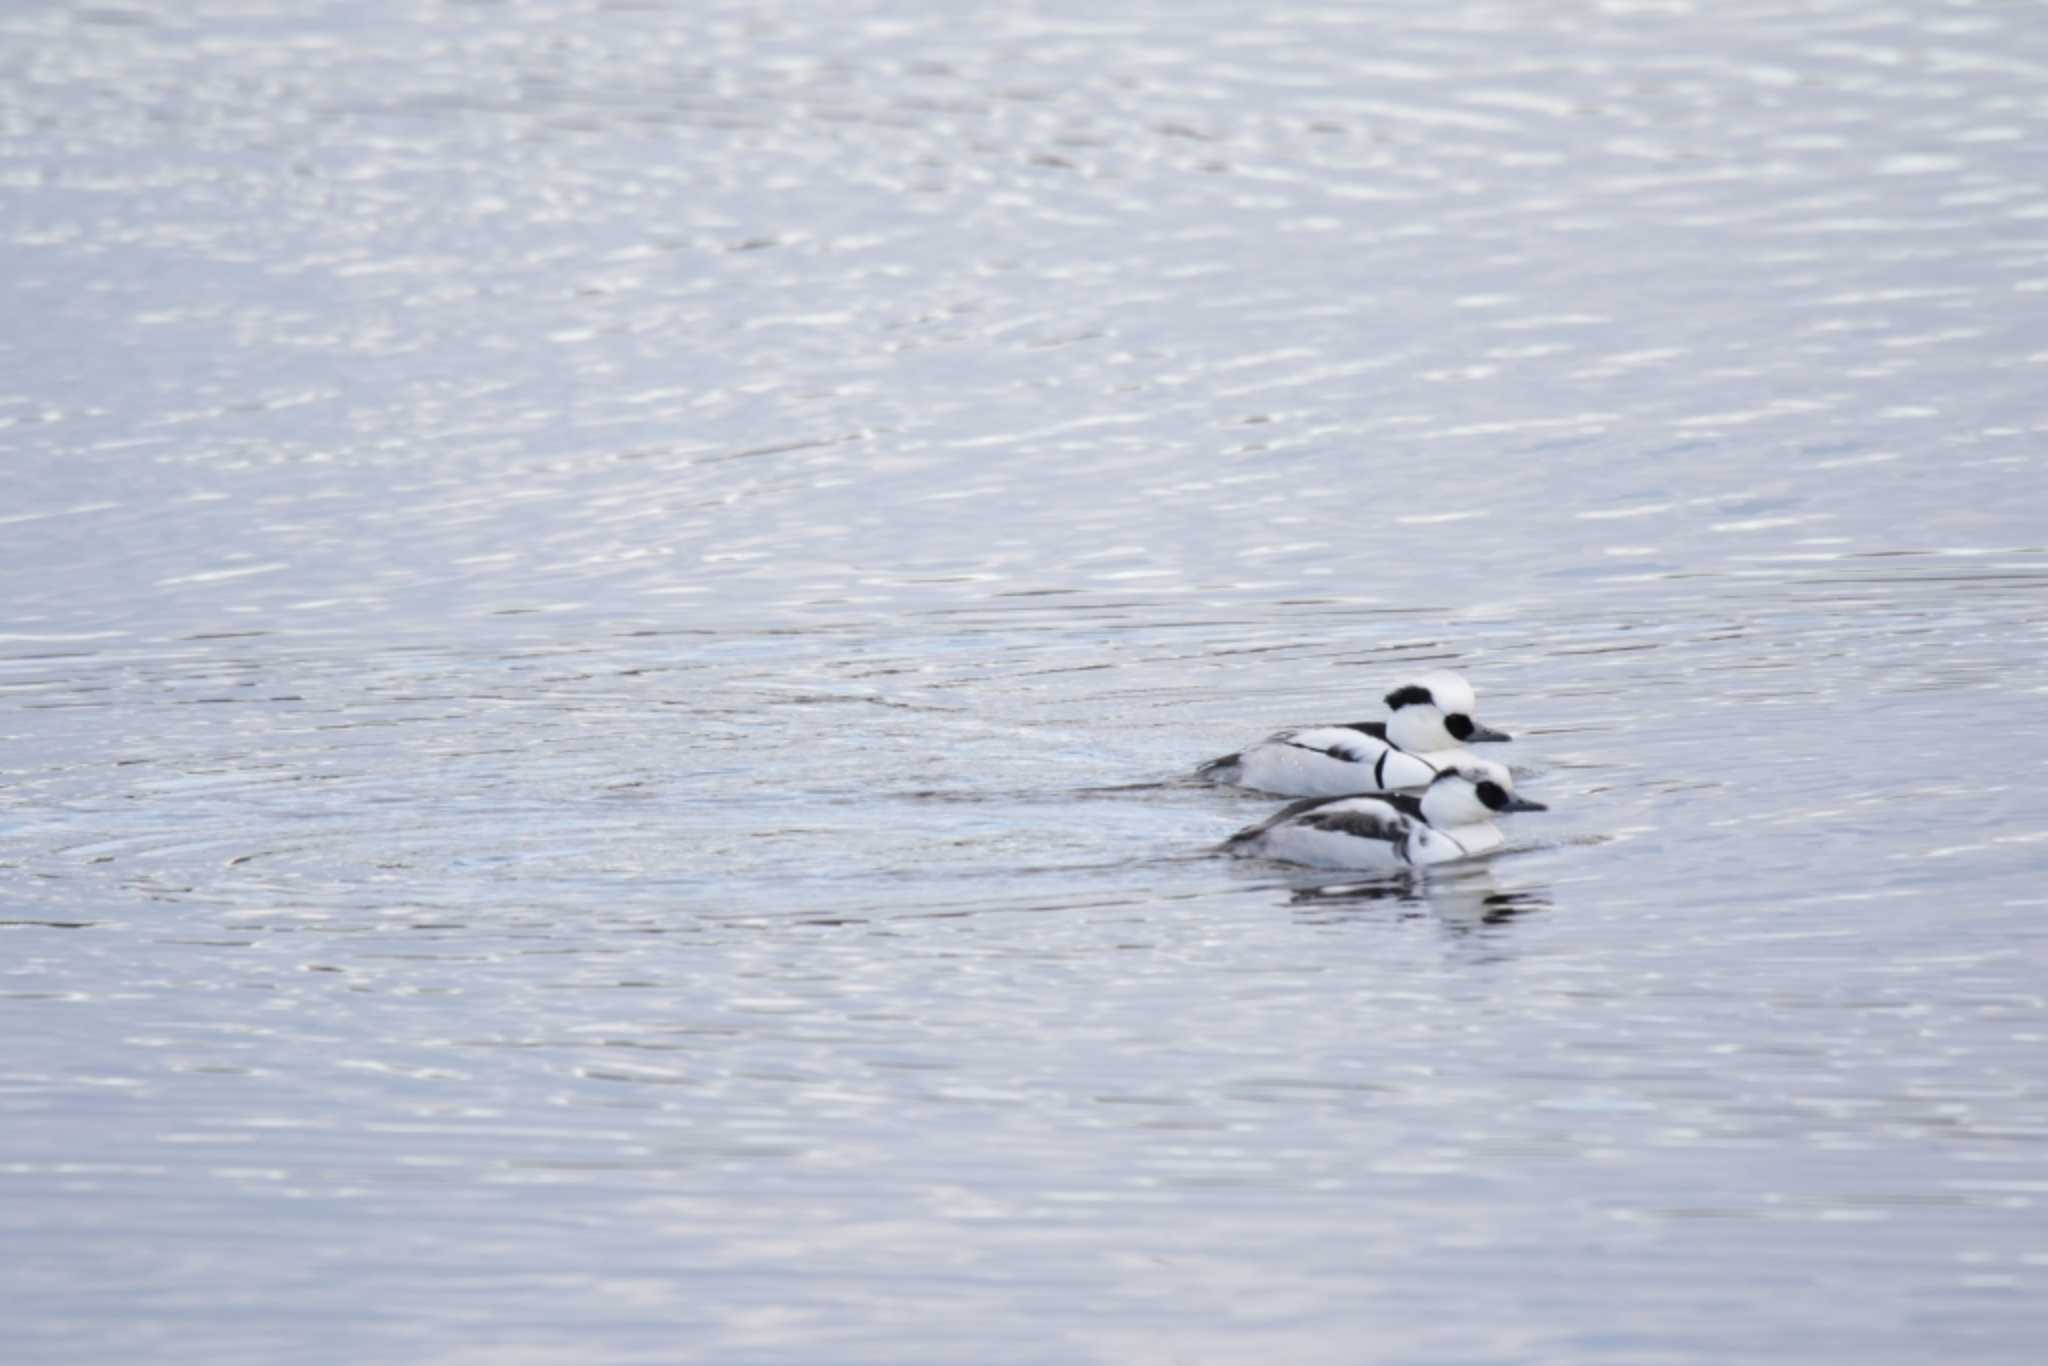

{"left": 1373, "top": 749, "right": 1388, "bottom": 788}
{"left": 1282, "top": 738, "right": 1366, "bottom": 765}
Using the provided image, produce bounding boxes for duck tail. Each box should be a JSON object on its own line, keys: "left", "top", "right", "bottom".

{"left": 1218, "top": 822, "right": 1267, "bottom": 856}
{"left": 1221, "top": 795, "right": 1337, "bottom": 852}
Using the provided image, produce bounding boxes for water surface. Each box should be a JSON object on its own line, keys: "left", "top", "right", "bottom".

{"left": 4, "top": 1, "right": 2047, "bottom": 1361}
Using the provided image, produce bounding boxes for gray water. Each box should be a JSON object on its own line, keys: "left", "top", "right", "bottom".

{"left": 5, "top": 1, "right": 2047, "bottom": 1361}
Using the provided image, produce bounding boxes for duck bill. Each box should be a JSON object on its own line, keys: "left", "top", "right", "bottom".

{"left": 1501, "top": 794, "right": 1547, "bottom": 813}
{"left": 1467, "top": 723, "right": 1512, "bottom": 743}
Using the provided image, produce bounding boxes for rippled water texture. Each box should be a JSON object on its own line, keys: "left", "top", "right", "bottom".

{"left": 4, "top": 1, "right": 2047, "bottom": 1361}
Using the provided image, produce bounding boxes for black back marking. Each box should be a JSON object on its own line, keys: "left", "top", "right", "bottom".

{"left": 1282, "top": 738, "right": 1367, "bottom": 765}
{"left": 1271, "top": 794, "right": 1349, "bottom": 821}
{"left": 1299, "top": 802, "right": 1408, "bottom": 845}
{"left": 1227, "top": 794, "right": 1347, "bottom": 844}
{"left": 1340, "top": 721, "right": 1388, "bottom": 741}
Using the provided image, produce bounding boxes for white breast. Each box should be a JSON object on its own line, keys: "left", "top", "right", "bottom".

{"left": 1408, "top": 822, "right": 1500, "bottom": 865}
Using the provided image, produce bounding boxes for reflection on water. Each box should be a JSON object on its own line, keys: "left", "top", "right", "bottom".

{"left": 5, "top": 0, "right": 2048, "bottom": 1361}
{"left": 1289, "top": 867, "right": 1553, "bottom": 938}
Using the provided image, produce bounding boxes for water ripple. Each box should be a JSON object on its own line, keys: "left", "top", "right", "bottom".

{"left": 6, "top": 0, "right": 2048, "bottom": 1361}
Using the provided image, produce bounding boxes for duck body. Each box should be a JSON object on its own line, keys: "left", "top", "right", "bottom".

{"left": 1198, "top": 723, "right": 1473, "bottom": 798}
{"left": 1197, "top": 670, "right": 1512, "bottom": 799}
{"left": 1222, "top": 765, "right": 1545, "bottom": 870}
{"left": 1222, "top": 793, "right": 1478, "bottom": 868}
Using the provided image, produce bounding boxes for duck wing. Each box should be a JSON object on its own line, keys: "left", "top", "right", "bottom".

{"left": 1271, "top": 726, "right": 1388, "bottom": 766}
{"left": 1223, "top": 793, "right": 1358, "bottom": 847}
{"left": 1294, "top": 799, "right": 1413, "bottom": 846}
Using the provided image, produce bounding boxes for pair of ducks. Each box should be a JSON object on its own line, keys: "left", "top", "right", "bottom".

{"left": 1198, "top": 671, "right": 1548, "bottom": 869}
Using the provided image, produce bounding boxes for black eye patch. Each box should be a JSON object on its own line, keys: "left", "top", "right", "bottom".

{"left": 1476, "top": 781, "right": 1507, "bottom": 810}
{"left": 1445, "top": 713, "right": 1475, "bottom": 741}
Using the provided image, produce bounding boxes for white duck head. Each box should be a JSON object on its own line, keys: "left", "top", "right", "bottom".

{"left": 1417, "top": 761, "right": 1547, "bottom": 829}
{"left": 1383, "top": 670, "right": 1512, "bottom": 753}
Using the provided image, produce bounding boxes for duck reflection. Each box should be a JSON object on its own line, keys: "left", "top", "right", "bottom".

{"left": 1288, "top": 863, "right": 1550, "bottom": 934}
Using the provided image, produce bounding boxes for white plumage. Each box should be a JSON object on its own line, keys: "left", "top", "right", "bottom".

{"left": 1197, "top": 670, "right": 1512, "bottom": 798}
{"left": 1223, "top": 763, "right": 1547, "bottom": 869}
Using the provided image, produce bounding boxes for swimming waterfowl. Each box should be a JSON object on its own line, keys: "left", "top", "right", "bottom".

{"left": 1197, "top": 670, "right": 1511, "bottom": 798}
{"left": 1222, "top": 762, "right": 1546, "bottom": 869}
